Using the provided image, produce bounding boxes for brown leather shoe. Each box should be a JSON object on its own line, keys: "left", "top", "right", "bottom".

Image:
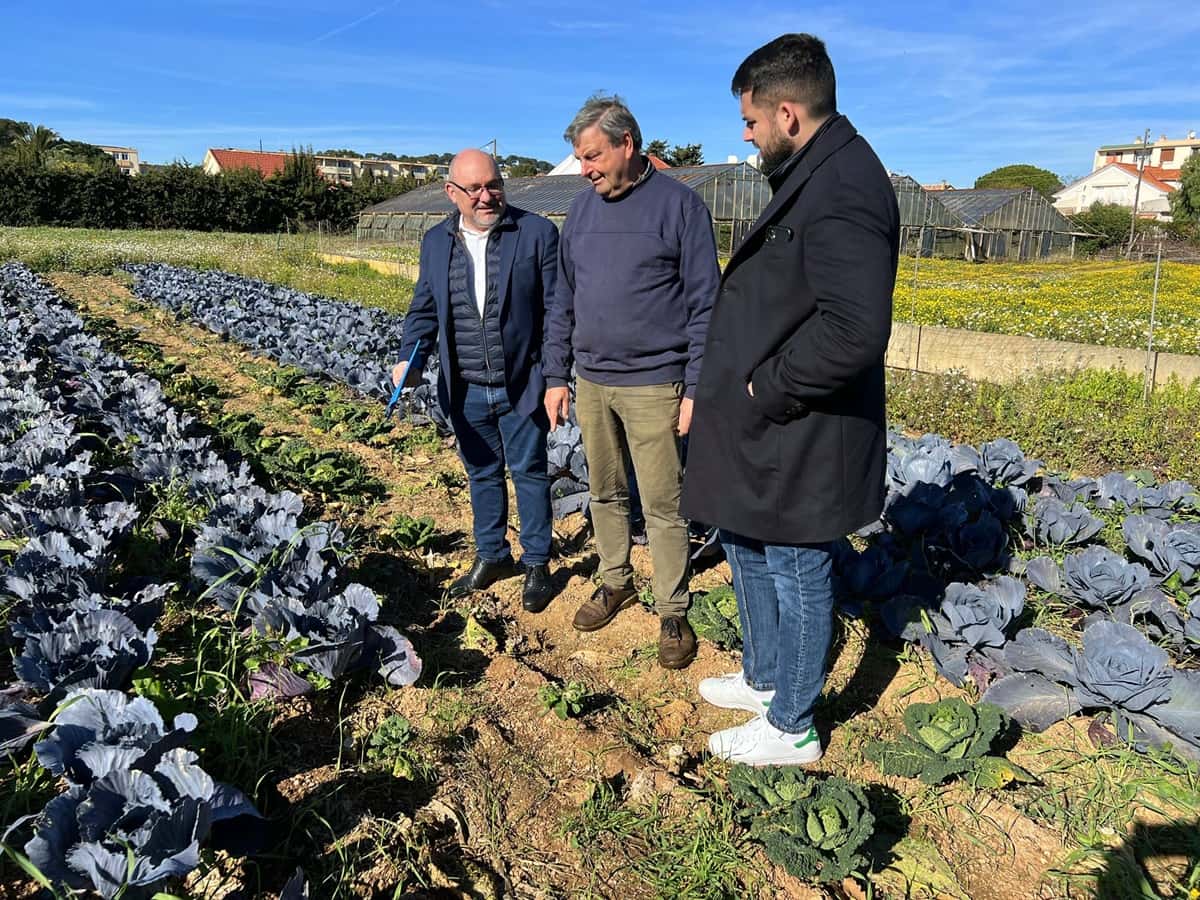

{"left": 573, "top": 584, "right": 637, "bottom": 632}
{"left": 658, "top": 616, "right": 697, "bottom": 669}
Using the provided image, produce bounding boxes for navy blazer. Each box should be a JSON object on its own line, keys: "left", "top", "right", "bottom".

{"left": 397, "top": 205, "right": 559, "bottom": 419}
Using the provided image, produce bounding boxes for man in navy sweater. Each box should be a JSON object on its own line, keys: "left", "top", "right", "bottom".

{"left": 543, "top": 95, "right": 720, "bottom": 669}
{"left": 393, "top": 149, "right": 559, "bottom": 613}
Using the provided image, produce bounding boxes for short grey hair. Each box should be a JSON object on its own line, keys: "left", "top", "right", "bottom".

{"left": 563, "top": 93, "right": 642, "bottom": 152}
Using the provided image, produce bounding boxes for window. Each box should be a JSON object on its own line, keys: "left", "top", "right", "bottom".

{"left": 1161, "top": 148, "right": 1175, "bottom": 163}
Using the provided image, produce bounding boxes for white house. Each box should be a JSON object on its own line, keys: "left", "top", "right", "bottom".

{"left": 99, "top": 145, "right": 140, "bottom": 176}
{"left": 1053, "top": 162, "right": 1177, "bottom": 220}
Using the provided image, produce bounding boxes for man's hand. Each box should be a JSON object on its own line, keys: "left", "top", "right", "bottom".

{"left": 677, "top": 396, "right": 693, "bottom": 436}
{"left": 392, "top": 360, "right": 423, "bottom": 389}
{"left": 545, "top": 386, "right": 571, "bottom": 431}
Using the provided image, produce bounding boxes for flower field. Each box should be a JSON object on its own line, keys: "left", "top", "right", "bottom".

{"left": 893, "top": 257, "right": 1200, "bottom": 356}
{"left": 2, "top": 231, "right": 1200, "bottom": 898}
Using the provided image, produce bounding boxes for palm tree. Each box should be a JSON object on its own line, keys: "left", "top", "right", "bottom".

{"left": 9, "top": 124, "right": 61, "bottom": 167}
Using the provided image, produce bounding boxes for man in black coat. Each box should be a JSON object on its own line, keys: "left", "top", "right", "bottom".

{"left": 681, "top": 34, "right": 899, "bottom": 766}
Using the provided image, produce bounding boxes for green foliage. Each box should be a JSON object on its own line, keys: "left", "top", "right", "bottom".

{"left": 643, "top": 139, "right": 704, "bottom": 167}
{"left": 365, "top": 714, "right": 424, "bottom": 779}
{"left": 0, "top": 118, "right": 29, "bottom": 148}
{"left": 731, "top": 766, "right": 875, "bottom": 884}
{"left": 865, "top": 698, "right": 1035, "bottom": 788}
{"left": 309, "top": 401, "right": 392, "bottom": 442}
{"left": 505, "top": 161, "right": 539, "bottom": 178}
{"left": 212, "top": 411, "right": 384, "bottom": 502}
{"left": 1170, "top": 153, "right": 1200, "bottom": 224}
{"left": 385, "top": 513, "right": 437, "bottom": 552}
{"left": 666, "top": 143, "right": 704, "bottom": 167}
{"left": 1070, "top": 202, "right": 1142, "bottom": 253}
{"left": 561, "top": 780, "right": 757, "bottom": 897}
{"left": 499, "top": 153, "right": 552, "bottom": 175}
{"left": 729, "top": 763, "right": 815, "bottom": 812}
{"left": 687, "top": 584, "right": 742, "bottom": 650}
{"left": 887, "top": 368, "right": 1200, "bottom": 486}
{"left": 0, "top": 145, "right": 419, "bottom": 232}
{"left": 645, "top": 139, "right": 669, "bottom": 160}
{"left": 538, "top": 680, "right": 589, "bottom": 719}
{"left": 974, "top": 164, "right": 1063, "bottom": 198}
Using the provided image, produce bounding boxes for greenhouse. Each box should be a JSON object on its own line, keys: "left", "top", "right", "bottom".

{"left": 891, "top": 174, "right": 975, "bottom": 258}
{"left": 937, "top": 187, "right": 1087, "bottom": 260}
{"left": 359, "top": 168, "right": 1089, "bottom": 262}
{"left": 357, "top": 162, "right": 772, "bottom": 255}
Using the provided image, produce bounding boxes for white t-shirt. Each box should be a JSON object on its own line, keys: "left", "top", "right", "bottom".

{"left": 459, "top": 224, "right": 492, "bottom": 317}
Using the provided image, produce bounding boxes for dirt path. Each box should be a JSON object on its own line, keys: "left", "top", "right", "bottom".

{"left": 49, "top": 273, "right": 1075, "bottom": 900}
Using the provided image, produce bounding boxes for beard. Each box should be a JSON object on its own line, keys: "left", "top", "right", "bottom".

{"left": 756, "top": 125, "right": 795, "bottom": 177}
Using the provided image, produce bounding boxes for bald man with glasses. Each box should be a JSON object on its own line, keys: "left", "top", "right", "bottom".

{"left": 393, "top": 149, "right": 560, "bottom": 612}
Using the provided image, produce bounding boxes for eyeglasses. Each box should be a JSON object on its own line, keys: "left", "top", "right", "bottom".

{"left": 448, "top": 179, "right": 505, "bottom": 200}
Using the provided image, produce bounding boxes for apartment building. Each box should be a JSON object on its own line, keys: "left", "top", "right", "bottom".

{"left": 1092, "top": 132, "right": 1198, "bottom": 176}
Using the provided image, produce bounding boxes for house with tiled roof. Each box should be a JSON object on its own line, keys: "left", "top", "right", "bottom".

{"left": 1053, "top": 162, "right": 1177, "bottom": 219}
{"left": 202, "top": 148, "right": 288, "bottom": 178}
{"left": 201, "top": 148, "right": 450, "bottom": 184}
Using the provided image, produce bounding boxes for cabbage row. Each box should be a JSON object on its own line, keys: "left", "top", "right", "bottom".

{"left": 0, "top": 263, "right": 420, "bottom": 895}
{"left": 123, "top": 263, "right": 592, "bottom": 518}
{"left": 838, "top": 432, "right": 1200, "bottom": 759}
{"left": 119, "top": 264, "right": 1200, "bottom": 760}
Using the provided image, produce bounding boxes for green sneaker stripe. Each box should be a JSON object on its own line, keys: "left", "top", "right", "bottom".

{"left": 761, "top": 700, "right": 770, "bottom": 707}
{"left": 793, "top": 729, "right": 818, "bottom": 749}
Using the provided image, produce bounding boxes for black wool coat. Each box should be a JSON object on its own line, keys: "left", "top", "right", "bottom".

{"left": 680, "top": 115, "right": 900, "bottom": 544}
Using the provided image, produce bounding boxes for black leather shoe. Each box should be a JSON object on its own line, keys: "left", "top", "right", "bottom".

{"left": 521, "top": 563, "right": 556, "bottom": 613}
{"left": 448, "top": 556, "right": 517, "bottom": 598}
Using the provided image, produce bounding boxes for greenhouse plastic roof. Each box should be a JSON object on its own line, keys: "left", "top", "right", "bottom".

{"left": 937, "top": 189, "right": 1030, "bottom": 226}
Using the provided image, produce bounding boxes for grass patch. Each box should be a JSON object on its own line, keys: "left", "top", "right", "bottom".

{"left": 887, "top": 367, "right": 1200, "bottom": 483}
{"left": 561, "top": 779, "right": 761, "bottom": 899}
{"left": 0, "top": 226, "right": 415, "bottom": 314}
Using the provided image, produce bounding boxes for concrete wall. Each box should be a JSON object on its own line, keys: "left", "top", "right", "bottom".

{"left": 886, "top": 322, "right": 1200, "bottom": 391}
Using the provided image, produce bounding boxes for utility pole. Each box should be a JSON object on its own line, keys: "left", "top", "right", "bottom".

{"left": 482, "top": 138, "right": 498, "bottom": 159}
{"left": 1126, "top": 128, "right": 1151, "bottom": 258}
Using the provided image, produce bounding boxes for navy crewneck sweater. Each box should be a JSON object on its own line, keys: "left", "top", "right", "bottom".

{"left": 542, "top": 166, "right": 719, "bottom": 397}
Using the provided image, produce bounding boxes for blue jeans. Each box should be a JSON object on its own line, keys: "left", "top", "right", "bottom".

{"left": 720, "top": 530, "right": 836, "bottom": 733}
{"left": 450, "top": 383, "right": 552, "bottom": 566}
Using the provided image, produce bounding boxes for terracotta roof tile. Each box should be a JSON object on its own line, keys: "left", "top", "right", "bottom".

{"left": 1111, "top": 162, "right": 1176, "bottom": 193}
{"left": 209, "top": 148, "right": 288, "bottom": 177}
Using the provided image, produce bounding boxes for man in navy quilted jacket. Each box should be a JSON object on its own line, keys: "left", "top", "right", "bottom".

{"left": 393, "top": 149, "right": 559, "bottom": 613}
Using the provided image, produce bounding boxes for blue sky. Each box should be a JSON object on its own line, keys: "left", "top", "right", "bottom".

{"left": 3, "top": 1, "right": 1198, "bottom": 186}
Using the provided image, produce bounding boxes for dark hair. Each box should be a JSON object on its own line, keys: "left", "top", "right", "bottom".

{"left": 731, "top": 33, "right": 837, "bottom": 119}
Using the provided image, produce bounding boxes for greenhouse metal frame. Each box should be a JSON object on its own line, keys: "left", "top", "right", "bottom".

{"left": 356, "top": 162, "right": 772, "bottom": 255}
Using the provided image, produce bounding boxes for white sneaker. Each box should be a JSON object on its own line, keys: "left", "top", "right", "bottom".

{"left": 707, "top": 717, "right": 823, "bottom": 766}
{"left": 698, "top": 673, "right": 774, "bottom": 715}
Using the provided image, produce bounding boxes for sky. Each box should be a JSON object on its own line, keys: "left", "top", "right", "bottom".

{"left": 3, "top": 1, "right": 1198, "bottom": 187}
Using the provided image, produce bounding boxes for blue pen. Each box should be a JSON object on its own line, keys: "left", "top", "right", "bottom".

{"left": 384, "top": 342, "right": 422, "bottom": 419}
